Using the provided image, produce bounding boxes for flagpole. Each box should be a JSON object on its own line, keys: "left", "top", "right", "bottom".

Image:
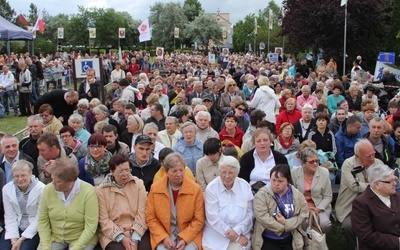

{"left": 343, "top": 2, "right": 347, "bottom": 76}
{"left": 267, "top": 27, "right": 270, "bottom": 53}
{"left": 32, "top": 39, "right": 34, "bottom": 56}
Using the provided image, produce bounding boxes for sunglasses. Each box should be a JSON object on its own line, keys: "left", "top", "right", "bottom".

{"left": 237, "top": 107, "right": 247, "bottom": 112}
{"left": 228, "top": 84, "right": 236, "bottom": 87}
{"left": 307, "top": 159, "right": 320, "bottom": 165}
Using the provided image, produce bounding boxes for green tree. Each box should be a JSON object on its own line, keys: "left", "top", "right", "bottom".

{"left": 281, "top": 0, "right": 390, "bottom": 72}
{"left": 183, "top": 0, "right": 203, "bottom": 22}
{"left": 0, "top": 0, "right": 16, "bottom": 22}
{"left": 184, "top": 13, "right": 223, "bottom": 52}
{"left": 28, "top": 3, "right": 38, "bottom": 25}
{"left": 149, "top": 2, "right": 188, "bottom": 50}
{"left": 232, "top": 1, "right": 282, "bottom": 53}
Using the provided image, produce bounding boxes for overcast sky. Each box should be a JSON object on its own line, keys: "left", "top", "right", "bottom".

{"left": 11, "top": 0, "right": 283, "bottom": 25}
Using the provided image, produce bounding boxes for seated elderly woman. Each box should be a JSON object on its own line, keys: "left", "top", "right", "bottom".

{"left": 60, "top": 125, "right": 88, "bottom": 161}
{"left": 97, "top": 154, "right": 150, "bottom": 250}
{"left": 78, "top": 134, "right": 112, "bottom": 185}
{"left": 73, "top": 98, "right": 89, "bottom": 125}
{"left": 146, "top": 153, "right": 205, "bottom": 250}
{"left": 275, "top": 98, "right": 302, "bottom": 135}
{"left": 140, "top": 93, "right": 160, "bottom": 121}
{"left": 202, "top": 156, "right": 253, "bottom": 250}
{"left": 352, "top": 164, "right": 400, "bottom": 250}
{"left": 68, "top": 113, "right": 91, "bottom": 146}
{"left": 291, "top": 147, "right": 332, "bottom": 233}
{"left": 38, "top": 159, "right": 99, "bottom": 250}
{"left": 274, "top": 123, "right": 300, "bottom": 155}
{"left": 39, "top": 104, "right": 63, "bottom": 136}
{"left": 93, "top": 104, "right": 121, "bottom": 137}
{"left": 173, "top": 122, "right": 204, "bottom": 175}
{"left": 121, "top": 114, "right": 144, "bottom": 151}
{"left": 219, "top": 78, "right": 245, "bottom": 114}
{"left": 85, "top": 98, "right": 102, "bottom": 133}
{"left": 252, "top": 164, "right": 309, "bottom": 250}
{"left": 195, "top": 111, "right": 219, "bottom": 143}
{"left": 153, "top": 148, "right": 194, "bottom": 183}
{"left": 0, "top": 160, "right": 45, "bottom": 250}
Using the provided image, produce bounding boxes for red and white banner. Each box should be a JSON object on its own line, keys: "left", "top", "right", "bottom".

{"left": 32, "top": 10, "right": 45, "bottom": 34}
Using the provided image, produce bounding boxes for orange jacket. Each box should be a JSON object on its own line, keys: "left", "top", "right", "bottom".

{"left": 146, "top": 175, "right": 205, "bottom": 249}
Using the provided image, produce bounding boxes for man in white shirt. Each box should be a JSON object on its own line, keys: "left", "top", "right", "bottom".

{"left": 0, "top": 65, "right": 17, "bottom": 116}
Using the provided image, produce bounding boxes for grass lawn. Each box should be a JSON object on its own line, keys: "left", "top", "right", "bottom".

{"left": 0, "top": 114, "right": 28, "bottom": 139}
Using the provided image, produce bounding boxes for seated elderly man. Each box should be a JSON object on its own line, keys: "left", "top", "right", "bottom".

{"left": 195, "top": 111, "right": 219, "bottom": 143}
{"left": 335, "top": 139, "right": 383, "bottom": 249}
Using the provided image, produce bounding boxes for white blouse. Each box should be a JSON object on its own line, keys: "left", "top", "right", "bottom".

{"left": 202, "top": 176, "right": 254, "bottom": 250}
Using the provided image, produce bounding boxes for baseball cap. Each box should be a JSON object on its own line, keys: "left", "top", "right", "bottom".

{"left": 202, "top": 95, "right": 213, "bottom": 102}
{"left": 134, "top": 134, "right": 153, "bottom": 145}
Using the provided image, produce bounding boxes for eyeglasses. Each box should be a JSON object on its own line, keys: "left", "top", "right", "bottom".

{"left": 306, "top": 159, "right": 320, "bottom": 165}
{"left": 60, "top": 134, "right": 72, "bottom": 139}
{"left": 378, "top": 179, "right": 398, "bottom": 185}
{"left": 113, "top": 168, "right": 132, "bottom": 176}
{"left": 89, "top": 145, "right": 103, "bottom": 150}
{"left": 220, "top": 171, "right": 236, "bottom": 177}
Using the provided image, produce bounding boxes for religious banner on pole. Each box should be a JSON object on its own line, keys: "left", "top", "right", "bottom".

{"left": 174, "top": 27, "right": 179, "bottom": 38}
{"left": 138, "top": 19, "right": 151, "bottom": 42}
{"left": 89, "top": 28, "right": 96, "bottom": 38}
{"left": 58, "top": 28, "right": 64, "bottom": 39}
{"left": 119, "top": 28, "right": 125, "bottom": 38}
{"left": 269, "top": 9, "right": 273, "bottom": 30}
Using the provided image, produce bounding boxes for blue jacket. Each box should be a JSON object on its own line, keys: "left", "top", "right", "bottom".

{"left": 173, "top": 137, "right": 204, "bottom": 175}
{"left": 335, "top": 122, "right": 362, "bottom": 167}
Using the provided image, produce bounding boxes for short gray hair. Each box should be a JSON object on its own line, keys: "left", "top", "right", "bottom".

{"left": 166, "top": 116, "right": 178, "bottom": 124}
{"left": 191, "top": 98, "right": 203, "bottom": 106}
{"left": 301, "top": 85, "right": 311, "bottom": 92}
{"left": 12, "top": 160, "right": 33, "bottom": 174}
{"left": 300, "top": 147, "right": 318, "bottom": 164}
{"left": 163, "top": 152, "right": 186, "bottom": 172}
{"left": 195, "top": 110, "right": 211, "bottom": 121}
{"left": 93, "top": 104, "right": 109, "bottom": 116}
{"left": 367, "top": 164, "right": 393, "bottom": 186}
{"left": 143, "top": 122, "right": 159, "bottom": 133}
{"left": 368, "top": 117, "right": 384, "bottom": 127}
{"left": 27, "top": 115, "right": 44, "bottom": 126}
{"left": 302, "top": 104, "right": 313, "bottom": 112}
{"left": 218, "top": 155, "right": 241, "bottom": 173}
{"left": 68, "top": 113, "right": 83, "bottom": 123}
{"left": 0, "top": 135, "right": 19, "bottom": 147}
{"left": 180, "top": 121, "right": 196, "bottom": 133}
{"left": 354, "top": 138, "right": 373, "bottom": 155}
{"left": 77, "top": 98, "right": 89, "bottom": 108}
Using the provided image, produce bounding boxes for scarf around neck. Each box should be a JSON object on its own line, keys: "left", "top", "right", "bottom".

{"left": 84, "top": 150, "right": 112, "bottom": 178}
{"left": 279, "top": 135, "right": 294, "bottom": 149}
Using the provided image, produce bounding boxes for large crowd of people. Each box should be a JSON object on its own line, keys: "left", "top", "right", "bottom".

{"left": 0, "top": 49, "right": 399, "bottom": 249}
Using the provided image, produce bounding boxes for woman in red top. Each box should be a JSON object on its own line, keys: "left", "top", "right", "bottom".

{"left": 278, "top": 88, "right": 295, "bottom": 113}
{"left": 275, "top": 98, "right": 302, "bottom": 134}
{"left": 128, "top": 57, "right": 140, "bottom": 75}
{"left": 219, "top": 114, "right": 244, "bottom": 147}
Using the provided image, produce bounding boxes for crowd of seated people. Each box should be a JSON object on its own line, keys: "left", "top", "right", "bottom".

{"left": 0, "top": 51, "right": 400, "bottom": 249}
